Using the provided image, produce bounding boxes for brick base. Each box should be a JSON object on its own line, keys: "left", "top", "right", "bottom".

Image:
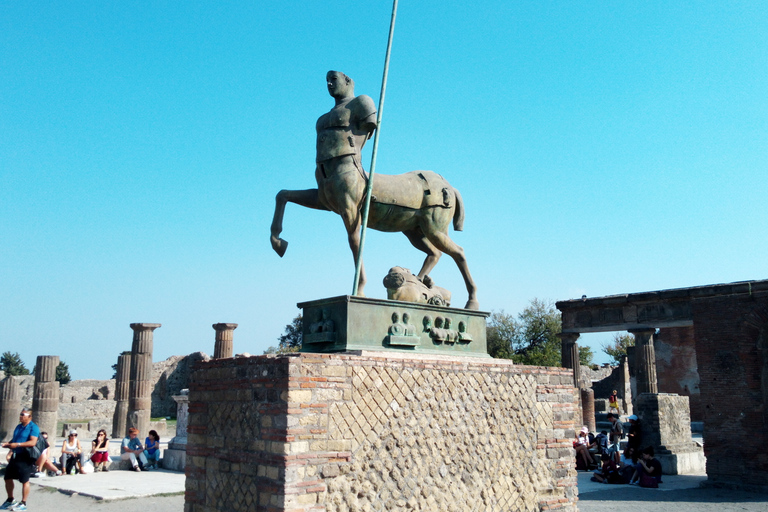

{"left": 184, "top": 352, "right": 579, "bottom": 512}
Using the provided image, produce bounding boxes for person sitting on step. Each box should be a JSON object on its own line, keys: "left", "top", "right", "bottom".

{"left": 90, "top": 429, "right": 110, "bottom": 472}
{"left": 60, "top": 430, "right": 86, "bottom": 475}
{"left": 143, "top": 430, "right": 160, "bottom": 470}
{"left": 120, "top": 427, "right": 147, "bottom": 471}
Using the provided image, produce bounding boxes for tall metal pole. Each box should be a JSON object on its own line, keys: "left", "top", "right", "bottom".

{"left": 352, "top": 0, "right": 399, "bottom": 295}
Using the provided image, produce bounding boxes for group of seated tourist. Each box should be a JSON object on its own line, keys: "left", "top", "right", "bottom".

{"left": 574, "top": 417, "right": 663, "bottom": 488}
{"left": 8, "top": 428, "right": 162, "bottom": 477}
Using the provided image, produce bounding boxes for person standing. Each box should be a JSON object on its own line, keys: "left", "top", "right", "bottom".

{"left": 607, "top": 413, "right": 624, "bottom": 463}
{"left": 1, "top": 408, "right": 39, "bottom": 511}
{"left": 608, "top": 390, "right": 620, "bottom": 414}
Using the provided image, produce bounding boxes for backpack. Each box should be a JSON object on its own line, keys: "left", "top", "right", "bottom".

{"left": 595, "top": 433, "right": 608, "bottom": 453}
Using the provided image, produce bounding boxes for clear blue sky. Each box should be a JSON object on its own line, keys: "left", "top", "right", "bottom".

{"left": 2, "top": 2, "right": 766, "bottom": 379}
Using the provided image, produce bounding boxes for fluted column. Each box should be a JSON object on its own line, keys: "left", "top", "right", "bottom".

{"left": 630, "top": 329, "right": 658, "bottom": 396}
{"left": 0, "top": 377, "right": 21, "bottom": 442}
{"left": 127, "top": 323, "right": 160, "bottom": 436}
{"left": 212, "top": 323, "right": 238, "bottom": 359}
{"left": 559, "top": 332, "right": 581, "bottom": 388}
{"left": 32, "top": 355, "right": 59, "bottom": 436}
{"left": 112, "top": 352, "right": 132, "bottom": 438}
{"left": 580, "top": 387, "right": 596, "bottom": 433}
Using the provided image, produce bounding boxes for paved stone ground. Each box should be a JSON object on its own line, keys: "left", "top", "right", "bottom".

{"left": 577, "top": 472, "right": 768, "bottom": 512}
{"left": 5, "top": 464, "right": 767, "bottom": 511}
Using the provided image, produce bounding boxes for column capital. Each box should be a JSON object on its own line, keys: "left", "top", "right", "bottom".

{"left": 558, "top": 332, "right": 580, "bottom": 344}
{"left": 628, "top": 328, "right": 656, "bottom": 344}
{"left": 130, "top": 323, "right": 161, "bottom": 331}
{"left": 212, "top": 323, "right": 238, "bottom": 331}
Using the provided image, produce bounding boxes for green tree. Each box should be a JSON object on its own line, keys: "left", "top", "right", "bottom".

{"left": 487, "top": 299, "right": 567, "bottom": 366}
{"left": 602, "top": 333, "right": 635, "bottom": 365}
{"left": 511, "top": 299, "right": 562, "bottom": 366}
{"left": 486, "top": 311, "right": 516, "bottom": 359}
{"left": 264, "top": 313, "right": 303, "bottom": 354}
{"left": 0, "top": 352, "right": 30, "bottom": 376}
{"left": 56, "top": 361, "right": 71, "bottom": 385}
{"left": 578, "top": 345, "right": 594, "bottom": 367}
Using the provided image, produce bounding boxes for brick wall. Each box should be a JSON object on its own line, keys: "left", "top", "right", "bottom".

{"left": 655, "top": 326, "right": 703, "bottom": 421}
{"left": 692, "top": 293, "right": 768, "bottom": 492}
{"left": 184, "top": 352, "right": 579, "bottom": 512}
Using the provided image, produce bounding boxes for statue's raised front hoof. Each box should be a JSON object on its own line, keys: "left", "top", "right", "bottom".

{"left": 464, "top": 299, "right": 480, "bottom": 310}
{"left": 271, "top": 236, "right": 288, "bottom": 257}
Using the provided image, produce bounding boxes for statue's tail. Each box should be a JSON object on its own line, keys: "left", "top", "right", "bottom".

{"left": 452, "top": 187, "right": 464, "bottom": 232}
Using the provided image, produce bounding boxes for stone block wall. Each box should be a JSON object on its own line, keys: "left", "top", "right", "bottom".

{"left": 185, "top": 352, "right": 579, "bottom": 512}
{"left": 692, "top": 293, "right": 768, "bottom": 492}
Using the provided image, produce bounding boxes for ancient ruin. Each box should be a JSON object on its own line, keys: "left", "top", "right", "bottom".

{"left": 127, "top": 323, "right": 160, "bottom": 436}
{"left": 557, "top": 279, "right": 768, "bottom": 492}
{"left": 32, "top": 355, "right": 60, "bottom": 436}
{"left": 184, "top": 352, "right": 579, "bottom": 512}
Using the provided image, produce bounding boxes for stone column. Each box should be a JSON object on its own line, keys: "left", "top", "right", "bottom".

{"left": 127, "top": 323, "right": 160, "bottom": 436}
{"left": 0, "top": 377, "right": 21, "bottom": 442}
{"left": 621, "top": 355, "right": 633, "bottom": 415}
{"left": 580, "top": 387, "right": 596, "bottom": 433}
{"left": 630, "top": 329, "right": 658, "bottom": 396}
{"left": 212, "top": 323, "right": 238, "bottom": 359}
{"left": 559, "top": 332, "right": 581, "bottom": 388}
{"left": 163, "top": 389, "right": 189, "bottom": 471}
{"left": 112, "top": 352, "right": 132, "bottom": 438}
{"left": 32, "top": 355, "right": 60, "bottom": 436}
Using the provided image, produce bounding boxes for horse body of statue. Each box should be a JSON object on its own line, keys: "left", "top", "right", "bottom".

{"left": 270, "top": 71, "right": 479, "bottom": 310}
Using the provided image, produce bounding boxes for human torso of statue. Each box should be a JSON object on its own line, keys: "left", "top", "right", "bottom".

{"left": 316, "top": 95, "right": 376, "bottom": 163}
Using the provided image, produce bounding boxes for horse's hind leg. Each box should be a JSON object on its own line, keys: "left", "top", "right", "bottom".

{"left": 424, "top": 231, "right": 479, "bottom": 310}
{"left": 403, "top": 229, "right": 442, "bottom": 280}
{"left": 271, "top": 189, "right": 327, "bottom": 257}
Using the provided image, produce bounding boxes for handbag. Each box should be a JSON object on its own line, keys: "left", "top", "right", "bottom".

{"left": 26, "top": 432, "right": 48, "bottom": 460}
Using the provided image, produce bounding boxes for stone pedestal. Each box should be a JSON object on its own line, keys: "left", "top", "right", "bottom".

{"left": 298, "top": 295, "right": 490, "bottom": 358}
{"left": 32, "top": 355, "right": 60, "bottom": 436}
{"left": 636, "top": 393, "right": 705, "bottom": 475}
{"left": 212, "top": 323, "right": 237, "bottom": 359}
{"left": 184, "top": 352, "right": 579, "bottom": 512}
{"left": 163, "top": 389, "right": 189, "bottom": 472}
{"left": 112, "top": 352, "right": 132, "bottom": 438}
{"left": 127, "top": 323, "right": 160, "bottom": 436}
{"left": 0, "top": 377, "right": 21, "bottom": 442}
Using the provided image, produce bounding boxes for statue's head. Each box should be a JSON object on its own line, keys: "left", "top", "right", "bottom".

{"left": 327, "top": 70, "right": 354, "bottom": 99}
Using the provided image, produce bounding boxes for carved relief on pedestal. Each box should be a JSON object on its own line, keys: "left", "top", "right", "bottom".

{"left": 304, "top": 309, "right": 337, "bottom": 344}
{"left": 422, "top": 315, "right": 470, "bottom": 345}
{"left": 386, "top": 312, "right": 420, "bottom": 347}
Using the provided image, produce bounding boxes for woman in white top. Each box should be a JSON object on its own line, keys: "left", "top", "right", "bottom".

{"left": 60, "top": 429, "right": 86, "bottom": 474}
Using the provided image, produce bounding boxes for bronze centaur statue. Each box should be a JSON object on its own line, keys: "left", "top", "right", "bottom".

{"left": 270, "top": 71, "right": 478, "bottom": 310}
